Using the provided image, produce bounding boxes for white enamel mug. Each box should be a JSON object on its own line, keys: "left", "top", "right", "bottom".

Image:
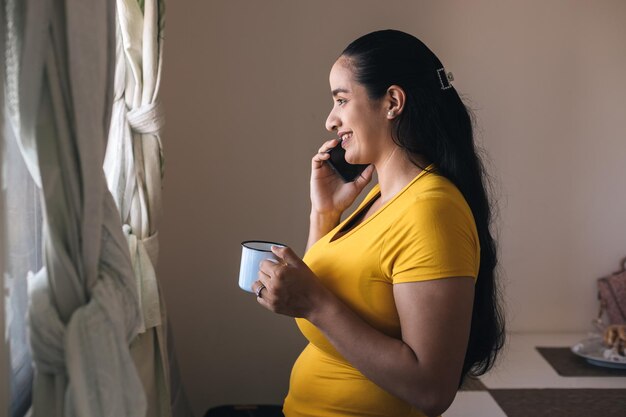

{"left": 238, "top": 240, "right": 285, "bottom": 293}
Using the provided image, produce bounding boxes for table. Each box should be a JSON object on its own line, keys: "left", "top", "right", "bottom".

{"left": 443, "top": 332, "right": 626, "bottom": 417}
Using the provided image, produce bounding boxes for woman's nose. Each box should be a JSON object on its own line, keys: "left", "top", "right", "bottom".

{"left": 325, "top": 109, "right": 339, "bottom": 132}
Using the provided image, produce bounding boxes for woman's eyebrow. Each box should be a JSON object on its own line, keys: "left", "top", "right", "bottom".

{"left": 332, "top": 88, "right": 350, "bottom": 96}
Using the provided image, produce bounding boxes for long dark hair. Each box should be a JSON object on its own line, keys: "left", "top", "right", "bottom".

{"left": 342, "top": 29, "right": 505, "bottom": 385}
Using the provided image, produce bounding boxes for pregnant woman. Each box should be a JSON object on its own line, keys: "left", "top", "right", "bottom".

{"left": 253, "top": 29, "right": 505, "bottom": 417}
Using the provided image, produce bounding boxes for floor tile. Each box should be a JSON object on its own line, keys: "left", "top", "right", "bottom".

{"left": 489, "top": 388, "right": 626, "bottom": 417}
{"left": 443, "top": 392, "right": 507, "bottom": 417}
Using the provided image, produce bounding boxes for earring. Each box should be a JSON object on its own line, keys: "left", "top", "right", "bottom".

{"left": 387, "top": 110, "right": 395, "bottom": 117}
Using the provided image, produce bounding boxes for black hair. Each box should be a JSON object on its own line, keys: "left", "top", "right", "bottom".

{"left": 342, "top": 29, "right": 505, "bottom": 386}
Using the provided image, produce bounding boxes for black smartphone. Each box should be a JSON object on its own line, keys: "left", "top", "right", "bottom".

{"left": 325, "top": 143, "right": 369, "bottom": 183}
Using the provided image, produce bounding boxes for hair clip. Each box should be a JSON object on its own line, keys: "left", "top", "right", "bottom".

{"left": 436, "top": 68, "right": 454, "bottom": 90}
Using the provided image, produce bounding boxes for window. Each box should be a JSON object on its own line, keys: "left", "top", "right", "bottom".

{"left": 2, "top": 114, "right": 39, "bottom": 416}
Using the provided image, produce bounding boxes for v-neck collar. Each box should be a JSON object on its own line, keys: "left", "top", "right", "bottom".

{"left": 328, "top": 164, "right": 433, "bottom": 244}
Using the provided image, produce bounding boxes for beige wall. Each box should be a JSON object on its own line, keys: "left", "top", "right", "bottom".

{"left": 159, "top": 0, "right": 626, "bottom": 414}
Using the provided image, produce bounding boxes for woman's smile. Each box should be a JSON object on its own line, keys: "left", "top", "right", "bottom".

{"left": 338, "top": 131, "right": 353, "bottom": 148}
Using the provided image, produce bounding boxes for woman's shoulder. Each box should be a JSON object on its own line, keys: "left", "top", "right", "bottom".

{"left": 406, "top": 169, "right": 467, "bottom": 207}
{"left": 391, "top": 171, "right": 477, "bottom": 236}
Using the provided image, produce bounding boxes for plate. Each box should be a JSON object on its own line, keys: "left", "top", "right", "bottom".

{"left": 571, "top": 336, "right": 626, "bottom": 369}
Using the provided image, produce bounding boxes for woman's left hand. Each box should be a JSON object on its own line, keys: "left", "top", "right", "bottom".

{"left": 253, "top": 246, "right": 329, "bottom": 319}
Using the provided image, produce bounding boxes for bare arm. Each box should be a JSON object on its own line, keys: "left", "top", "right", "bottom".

{"left": 307, "top": 277, "right": 474, "bottom": 417}
{"left": 305, "top": 211, "right": 340, "bottom": 252}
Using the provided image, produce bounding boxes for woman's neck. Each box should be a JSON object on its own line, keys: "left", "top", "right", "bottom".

{"left": 374, "top": 148, "right": 427, "bottom": 204}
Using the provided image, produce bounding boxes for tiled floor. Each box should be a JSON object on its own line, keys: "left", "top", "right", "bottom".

{"left": 445, "top": 392, "right": 507, "bottom": 417}
{"left": 443, "top": 332, "right": 626, "bottom": 417}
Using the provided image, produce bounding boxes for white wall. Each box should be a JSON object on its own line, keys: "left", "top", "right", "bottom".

{"left": 159, "top": 1, "right": 626, "bottom": 414}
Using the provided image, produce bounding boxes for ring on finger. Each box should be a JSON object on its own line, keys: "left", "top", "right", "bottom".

{"left": 256, "top": 284, "right": 266, "bottom": 298}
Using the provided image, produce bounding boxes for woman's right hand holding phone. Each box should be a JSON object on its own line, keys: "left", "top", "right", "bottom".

{"left": 310, "top": 138, "right": 374, "bottom": 219}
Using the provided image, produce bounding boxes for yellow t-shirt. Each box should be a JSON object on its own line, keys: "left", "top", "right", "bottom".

{"left": 283, "top": 167, "right": 480, "bottom": 417}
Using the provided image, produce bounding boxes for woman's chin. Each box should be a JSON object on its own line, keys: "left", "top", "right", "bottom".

{"left": 344, "top": 151, "right": 361, "bottom": 165}
{"left": 346, "top": 156, "right": 366, "bottom": 166}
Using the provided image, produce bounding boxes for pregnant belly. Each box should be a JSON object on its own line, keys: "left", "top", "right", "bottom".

{"left": 283, "top": 343, "right": 427, "bottom": 417}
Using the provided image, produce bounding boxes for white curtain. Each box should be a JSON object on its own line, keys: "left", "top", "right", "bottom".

{"left": 0, "top": 4, "right": 9, "bottom": 411}
{"left": 104, "top": 1, "right": 192, "bottom": 416}
{"left": 3, "top": 0, "right": 147, "bottom": 416}
{"left": 3, "top": 106, "right": 39, "bottom": 416}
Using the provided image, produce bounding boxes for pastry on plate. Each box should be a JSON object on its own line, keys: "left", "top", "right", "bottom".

{"left": 603, "top": 324, "right": 626, "bottom": 356}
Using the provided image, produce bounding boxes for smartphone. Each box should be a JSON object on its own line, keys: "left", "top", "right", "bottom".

{"left": 325, "top": 143, "right": 369, "bottom": 183}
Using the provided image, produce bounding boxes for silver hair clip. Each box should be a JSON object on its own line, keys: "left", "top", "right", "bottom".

{"left": 436, "top": 68, "right": 454, "bottom": 90}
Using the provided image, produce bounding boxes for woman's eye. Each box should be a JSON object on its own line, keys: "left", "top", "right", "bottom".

{"left": 336, "top": 98, "right": 347, "bottom": 106}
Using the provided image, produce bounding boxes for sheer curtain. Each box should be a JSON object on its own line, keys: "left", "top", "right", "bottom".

{"left": 104, "top": 1, "right": 191, "bottom": 415}
{"left": 3, "top": 116, "right": 39, "bottom": 417}
{"left": 0, "top": 3, "right": 11, "bottom": 412}
{"left": 1, "top": 1, "right": 191, "bottom": 416}
{"left": 2, "top": 1, "right": 38, "bottom": 415}
{"left": 2, "top": 0, "right": 147, "bottom": 415}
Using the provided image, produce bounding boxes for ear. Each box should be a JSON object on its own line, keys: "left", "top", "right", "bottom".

{"left": 385, "top": 85, "right": 406, "bottom": 120}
